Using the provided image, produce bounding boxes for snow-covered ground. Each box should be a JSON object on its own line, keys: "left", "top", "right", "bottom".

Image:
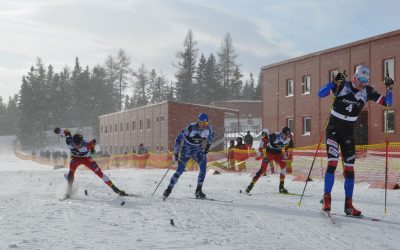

{"left": 1, "top": 136, "right": 400, "bottom": 249}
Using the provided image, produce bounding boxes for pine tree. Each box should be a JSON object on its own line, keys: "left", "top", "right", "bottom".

{"left": 230, "top": 66, "right": 243, "bottom": 99}
{"left": 132, "top": 64, "right": 149, "bottom": 107}
{"left": 194, "top": 54, "right": 207, "bottom": 104}
{"left": 204, "top": 53, "right": 222, "bottom": 103}
{"left": 116, "top": 49, "right": 132, "bottom": 111}
{"left": 254, "top": 71, "right": 262, "bottom": 100}
{"left": 104, "top": 55, "right": 120, "bottom": 112}
{"left": 242, "top": 73, "right": 255, "bottom": 100}
{"left": 218, "top": 33, "right": 237, "bottom": 99}
{"left": 174, "top": 30, "right": 198, "bottom": 102}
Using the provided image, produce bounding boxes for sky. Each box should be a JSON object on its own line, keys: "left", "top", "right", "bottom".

{"left": 0, "top": 0, "right": 400, "bottom": 100}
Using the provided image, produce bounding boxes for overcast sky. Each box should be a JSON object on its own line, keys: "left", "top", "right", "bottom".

{"left": 0, "top": 0, "right": 399, "bottom": 100}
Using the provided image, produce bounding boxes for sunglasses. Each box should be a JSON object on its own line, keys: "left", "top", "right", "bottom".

{"left": 357, "top": 76, "right": 369, "bottom": 84}
{"left": 199, "top": 121, "right": 209, "bottom": 125}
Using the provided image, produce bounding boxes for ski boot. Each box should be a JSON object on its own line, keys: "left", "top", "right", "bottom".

{"left": 322, "top": 192, "right": 331, "bottom": 212}
{"left": 110, "top": 184, "right": 127, "bottom": 196}
{"left": 344, "top": 198, "right": 362, "bottom": 217}
{"left": 195, "top": 185, "right": 206, "bottom": 199}
{"left": 163, "top": 186, "right": 173, "bottom": 199}
{"left": 279, "top": 181, "right": 288, "bottom": 194}
{"left": 245, "top": 183, "right": 254, "bottom": 194}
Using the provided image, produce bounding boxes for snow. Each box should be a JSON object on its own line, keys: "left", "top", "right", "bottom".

{"left": 1, "top": 136, "right": 400, "bottom": 249}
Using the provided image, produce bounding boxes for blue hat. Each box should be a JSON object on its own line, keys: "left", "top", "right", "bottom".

{"left": 198, "top": 113, "right": 208, "bottom": 122}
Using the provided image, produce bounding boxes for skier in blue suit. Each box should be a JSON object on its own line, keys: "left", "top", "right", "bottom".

{"left": 163, "top": 113, "right": 214, "bottom": 199}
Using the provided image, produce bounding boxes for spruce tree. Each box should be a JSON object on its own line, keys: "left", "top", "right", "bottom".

{"left": 174, "top": 30, "right": 198, "bottom": 103}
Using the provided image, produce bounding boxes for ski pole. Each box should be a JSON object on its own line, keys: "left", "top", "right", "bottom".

{"left": 151, "top": 156, "right": 175, "bottom": 196}
{"left": 297, "top": 71, "right": 346, "bottom": 207}
{"left": 384, "top": 68, "right": 393, "bottom": 214}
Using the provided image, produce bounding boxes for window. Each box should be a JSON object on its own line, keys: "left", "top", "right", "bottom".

{"left": 384, "top": 110, "right": 395, "bottom": 133}
{"left": 115, "top": 124, "right": 117, "bottom": 132}
{"left": 100, "top": 125, "right": 103, "bottom": 134}
{"left": 286, "top": 79, "right": 294, "bottom": 96}
{"left": 160, "top": 115, "right": 165, "bottom": 122}
{"left": 303, "top": 116, "right": 311, "bottom": 135}
{"left": 329, "top": 69, "right": 339, "bottom": 82}
{"left": 120, "top": 122, "right": 123, "bottom": 132}
{"left": 126, "top": 122, "right": 129, "bottom": 131}
{"left": 132, "top": 121, "right": 136, "bottom": 131}
{"left": 110, "top": 124, "right": 112, "bottom": 133}
{"left": 139, "top": 120, "right": 143, "bottom": 130}
{"left": 156, "top": 117, "right": 159, "bottom": 122}
{"left": 287, "top": 117, "right": 294, "bottom": 132}
{"left": 104, "top": 125, "right": 107, "bottom": 133}
{"left": 384, "top": 58, "right": 395, "bottom": 80}
{"left": 302, "top": 75, "right": 311, "bottom": 94}
{"left": 160, "top": 145, "right": 164, "bottom": 152}
{"left": 147, "top": 118, "right": 151, "bottom": 130}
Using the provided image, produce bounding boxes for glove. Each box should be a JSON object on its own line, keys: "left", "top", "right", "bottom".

{"left": 174, "top": 153, "right": 179, "bottom": 162}
{"left": 384, "top": 77, "right": 394, "bottom": 88}
{"left": 54, "top": 127, "right": 60, "bottom": 134}
{"left": 204, "top": 144, "right": 211, "bottom": 155}
{"left": 334, "top": 72, "right": 346, "bottom": 84}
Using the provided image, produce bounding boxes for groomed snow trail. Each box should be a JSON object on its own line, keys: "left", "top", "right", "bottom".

{"left": 1, "top": 136, "right": 400, "bottom": 249}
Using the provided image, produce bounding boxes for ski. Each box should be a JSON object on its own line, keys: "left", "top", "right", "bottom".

{"left": 330, "top": 213, "right": 381, "bottom": 222}
{"left": 186, "top": 197, "right": 233, "bottom": 203}
{"left": 320, "top": 210, "right": 336, "bottom": 224}
{"left": 273, "top": 192, "right": 312, "bottom": 197}
{"left": 124, "top": 193, "right": 145, "bottom": 198}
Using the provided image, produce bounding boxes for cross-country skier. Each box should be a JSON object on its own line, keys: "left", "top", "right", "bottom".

{"left": 163, "top": 113, "right": 214, "bottom": 199}
{"left": 318, "top": 65, "right": 393, "bottom": 216}
{"left": 245, "top": 127, "right": 292, "bottom": 194}
{"left": 54, "top": 128, "right": 127, "bottom": 197}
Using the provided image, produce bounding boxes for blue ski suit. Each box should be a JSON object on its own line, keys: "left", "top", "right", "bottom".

{"left": 168, "top": 122, "right": 214, "bottom": 188}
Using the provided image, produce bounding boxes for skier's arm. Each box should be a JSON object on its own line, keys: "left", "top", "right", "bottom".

{"left": 204, "top": 126, "right": 214, "bottom": 154}
{"left": 368, "top": 86, "right": 393, "bottom": 107}
{"left": 318, "top": 82, "right": 336, "bottom": 98}
{"left": 88, "top": 139, "right": 96, "bottom": 154}
{"left": 318, "top": 73, "right": 345, "bottom": 98}
{"left": 174, "top": 126, "right": 189, "bottom": 154}
{"left": 54, "top": 127, "right": 72, "bottom": 145}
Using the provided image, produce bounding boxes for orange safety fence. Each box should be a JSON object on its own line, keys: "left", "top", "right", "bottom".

{"left": 14, "top": 142, "right": 400, "bottom": 189}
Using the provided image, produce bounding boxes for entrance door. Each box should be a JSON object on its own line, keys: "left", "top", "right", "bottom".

{"left": 354, "top": 111, "right": 368, "bottom": 145}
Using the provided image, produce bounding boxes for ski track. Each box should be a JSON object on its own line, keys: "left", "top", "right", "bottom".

{"left": 1, "top": 136, "right": 400, "bottom": 249}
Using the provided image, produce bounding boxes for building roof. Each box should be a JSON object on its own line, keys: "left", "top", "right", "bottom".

{"left": 99, "top": 100, "right": 239, "bottom": 118}
{"left": 261, "top": 29, "right": 400, "bottom": 70}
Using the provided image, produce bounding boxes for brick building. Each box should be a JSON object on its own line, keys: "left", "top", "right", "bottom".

{"left": 98, "top": 101, "right": 238, "bottom": 155}
{"left": 261, "top": 29, "right": 400, "bottom": 147}
{"left": 210, "top": 100, "right": 262, "bottom": 132}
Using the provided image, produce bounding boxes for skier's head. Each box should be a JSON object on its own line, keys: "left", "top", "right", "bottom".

{"left": 281, "top": 127, "right": 291, "bottom": 140}
{"left": 229, "top": 140, "right": 235, "bottom": 147}
{"left": 197, "top": 113, "right": 209, "bottom": 129}
{"left": 72, "top": 134, "right": 83, "bottom": 148}
{"left": 236, "top": 137, "right": 243, "bottom": 145}
{"left": 261, "top": 128, "right": 269, "bottom": 137}
{"left": 353, "top": 65, "right": 370, "bottom": 90}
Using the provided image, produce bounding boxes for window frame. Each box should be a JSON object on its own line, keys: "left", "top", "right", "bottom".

{"left": 302, "top": 75, "right": 311, "bottom": 95}
{"left": 384, "top": 109, "right": 395, "bottom": 134}
{"left": 383, "top": 58, "right": 395, "bottom": 80}
{"left": 286, "top": 79, "right": 294, "bottom": 97}
{"left": 303, "top": 116, "right": 311, "bottom": 136}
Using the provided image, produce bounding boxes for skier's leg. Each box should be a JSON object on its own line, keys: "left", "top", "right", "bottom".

{"left": 83, "top": 158, "right": 113, "bottom": 186}
{"left": 67, "top": 158, "right": 80, "bottom": 185}
{"left": 194, "top": 150, "right": 207, "bottom": 198}
{"left": 167, "top": 149, "right": 190, "bottom": 188}
{"left": 323, "top": 128, "right": 340, "bottom": 211}
{"left": 274, "top": 154, "right": 287, "bottom": 193}
{"left": 246, "top": 158, "right": 268, "bottom": 193}
{"left": 341, "top": 135, "right": 360, "bottom": 216}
